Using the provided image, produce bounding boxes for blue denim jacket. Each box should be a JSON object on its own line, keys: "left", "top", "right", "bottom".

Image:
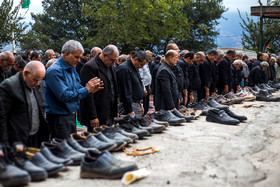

{"left": 44, "top": 57, "right": 88, "bottom": 114}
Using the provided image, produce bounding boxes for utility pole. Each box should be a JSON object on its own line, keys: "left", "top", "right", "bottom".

{"left": 12, "top": 31, "right": 15, "bottom": 53}
{"left": 258, "top": 0, "right": 264, "bottom": 52}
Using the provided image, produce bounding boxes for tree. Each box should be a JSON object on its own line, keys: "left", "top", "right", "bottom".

{"left": 239, "top": 1, "right": 280, "bottom": 54}
{"left": 177, "top": 0, "right": 227, "bottom": 52}
{"left": 0, "top": 0, "right": 27, "bottom": 50}
{"left": 19, "top": 0, "right": 96, "bottom": 53}
{"left": 83, "top": 0, "right": 192, "bottom": 53}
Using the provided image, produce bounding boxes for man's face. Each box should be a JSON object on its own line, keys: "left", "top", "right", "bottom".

{"left": 234, "top": 63, "right": 242, "bottom": 70}
{"left": 24, "top": 70, "right": 45, "bottom": 88}
{"left": 261, "top": 65, "right": 268, "bottom": 71}
{"left": 172, "top": 44, "right": 180, "bottom": 53}
{"left": 244, "top": 58, "right": 248, "bottom": 63}
{"left": 183, "top": 57, "right": 193, "bottom": 66}
{"left": 208, "top": 54, "right": 218, "bottom": 63}
{"left": 47, "top": 50, "right": 55, "bottom": 60}
{"left": 193, "top": 55, "right": 203, "bottom": 65}
{"left": 228, "top": 54, "right": 236, "bottom": 61}
{"left": 147, "top": 53, "right": 153, "bottom": 62}
{"left": 82, "top": 54, "right": 90, "bottom": 62}
{"left": 263, "top": 54, "right": 269, "bottom": 61}
{"left": 169, "top": 53, "right": 179, "bottom": 66}
{"left": 64, "top": 50, "right": 82, "bottom": 67}
{"left": 0, "top": 56, "right": 15, "bottom": 71}
{"left": 103, "top": 53, "right": 119, "bottom": 67}
{"left": 270, "top": 60, "right": 276, "bottom": 65}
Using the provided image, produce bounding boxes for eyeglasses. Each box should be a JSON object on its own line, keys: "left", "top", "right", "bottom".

{"left": 106, "top": 55, "right": 117, "bottom": 63}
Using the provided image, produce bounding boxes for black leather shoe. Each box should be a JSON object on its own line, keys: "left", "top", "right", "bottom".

{"left": 40, "top": 145, "right": 73, "bottom": 166}
{"left": 140, "top": 117, "right": 166, "bottom": 133}
{"left": 52, "top": 138, "right": 100, "bottom": 154}
{"left": 115, "top": 115, "right": 150, "bottom": 138}
{"left": 189, "top": 100, "right": 211, "bottom": 115}
{"left": 41, "top": 141, "right": 84, "bottom": 166}
{"left": 71, "top": 133, "right": 117, "bottom": 151}
{"left": 8, "top": 142, "right": 47, "bottom": 181}
{"left": 98, "top": 150, "right": 137, "bottom": 172}
{"left": 99, "top": 126, "right": 133, "bottom": 144}
{"left": 80, "top": 150, "right": 132, "bottom": 179}
{"left": 30, "top": 152, "right": 64, "bottom": 176}
{"left": 129, "top": 115, "right": 154, "bottom": 134}
{"left": 268, "top": 81, "right": 280, "bottom": 89}
{"left": 113, "top": 124, "right": 139, "bottom": 141}
{"left": 256, "top": 90, "right": 280, "bottom": 102}
{"left": 154, "top": 110, "right": 186, "bottom": 125}
{"left": 206, "top": 108, "right": 240, "bottom": 125}
{"left": 0, "top": 144, "right": 31, "bottom": 186}
{"left": 207, "top": 98, "right": 229, "bottom": 110}
{"left": 172, "top": 108, "right": 194, "bottom": 122}
{"left": 83, "top": 132, "right": 127, "bottom": 152}
{"left": 258, "top": 83, "right": 276, "bottom": 92}
{"left": 225, "top": 108, "right": 247, "bottom": 122}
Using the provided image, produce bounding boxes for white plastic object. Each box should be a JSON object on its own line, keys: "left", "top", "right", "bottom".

{"left": 121, "top": 168, "right": 150, "bottom": 185}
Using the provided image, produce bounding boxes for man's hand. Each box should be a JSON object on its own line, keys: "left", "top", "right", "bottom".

{"left": 144, "top": 90, "right": 148, "bottom": 97}
{"left": 182, "top": 89, "right": 188, "bottom": 105}
{"left": 141, "top": 104, "right": 144, "bottom": 116}
{"left": 90, "top": 118, "right": 99, "bottom": 128}
{"left": 86, "top": 77, "right": 104, "bottom": 93}
{"left": 236, "top": 85, "right": 241, "bottom": 92}
{"left": 128, "top": 111, "right": 136, "bottom": 115}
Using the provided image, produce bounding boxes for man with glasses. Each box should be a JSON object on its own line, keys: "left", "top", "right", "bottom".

{"left": 0, "top": 51, "right": 15, "bottom": 84}
{"left": 79, "top": 45, "right": 119, "bottom": 131}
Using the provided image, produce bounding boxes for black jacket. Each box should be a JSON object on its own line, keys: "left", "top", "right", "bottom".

{"left": 5, "top": 66, "right": 17, "bottom": 78}
{"left": 218, "top": 56, "right": 232, "bottom": 89}
{"left": 188, "top": 63, "right": 201, "bottom": 91}
{"left": 171, "top": 64, "right": 184, "bottom": 91}
{"left": 248, "top": 65, "right": 268, "bottom": 87}
{"left": 155, "top": 62, "right": 179, "bottom": 111}
{"left": 76, "top": 58, "right": 87, "bottom": 75}
{"left": 199, "top": 56, "right": 213, "bottom": 89}
{"left": 268, "top": 65, "right": 276, "bottom": 81}
{"left": 252, "top": 59, "right": 262, "bottom": 69}
{"left": 177, "top": 59, "right": 189, "bottom": 90}
{"left": 0, "top": 72, "right": 48, "bottom": 145}
{"left": 116, "top": 59, "right": 144, "bottom": 113}
{"left": 151, "top": 63, "right": 161, "bottom": 95}
{"left": 79, "top": 54, "right": 118, "bottom": 126}
{"left": 230, "top": 64, "right": 242, "bottom": 92}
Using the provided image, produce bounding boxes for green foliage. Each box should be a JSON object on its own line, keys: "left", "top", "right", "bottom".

{"left": 83, "top": 0, "right": 193, "bottom": 53}
{"left": 238, "top": 9, "right": 280, "bottom": 54}
{"left": 0, "top": 0, "right": 27, "bottom": 50}
{"left": 20, "top": 0, "right": 96, "bottom": 52}
{"left": 177, "top": 0, "right": 227, "bottom": 52}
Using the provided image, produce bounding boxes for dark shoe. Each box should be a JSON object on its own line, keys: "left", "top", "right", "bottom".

{"left": 99, "top": 125, "right": 133, "bottom": 144}
{"left": 83, "top": 132, "right": 127, "bottom": 152}
{"left": 129, "top": 115, "right": 154, "bottom": 134}
{"left": 140, "top": 116, "right": 166, "bottom": 133}
{"left": 39, "top": 146, "right": 73, "bottom": 166}
{"left": 256, "top": 90, "right": 280, "bottom": 102}
{"left": 115, "top": 116, "right": 150, "bottom": 138}
{"left": 189, "top": 100, "right": 211, "bottom": 115}
{"left": 225, "top": 108, "right": 247, "bottom": 122}
{"left": 206, "top": 108, "right": 240, "bottom": 125}
{"left": 80, "top": 150, "right": 130, "bottom": 179}
{"left": 207, "top": 98, "right": 229, "bottom": 110}
{"left": 143, "top": 114, "right": 169, "bottom": 127}
{"left": 101, "top": 150, "right": 137, "bottom": 172}
{"left": 172, "top": 108, "right": 194, "bottom": 122}
{"left": 41, "top": 141, "right": 84, "bottom": 166}
{"left": 258, "top": 83, "right": 276, "bottom": 92}
{"left": 71, "top": 133, "right": 117, "bottom": 151}
{"left": 154, "top": 110, "right": 185, "bottom": 125}
{"left": 8, "top": 142, "right": 47, "bottom": 181}
{"left": 114, "top": 124, "right": 139, "bottom": 141}
{"left": 268, "top": 81, "right": 280, "bottom": 89}
{"left": 52, "top": 137, "right": 100, "bottom": 154}
{"left": 0, "top": 144, "right": 31, "bottom": 187}
{"left": 29, "top": 152, "right": 64, "bottom": 176}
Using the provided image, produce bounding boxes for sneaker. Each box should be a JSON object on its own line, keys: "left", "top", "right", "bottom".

{"left": 0, "top": 144, "right": 31, "bottom": 186}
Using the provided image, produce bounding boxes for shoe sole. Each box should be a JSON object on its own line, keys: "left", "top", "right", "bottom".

{"left": 206, "top": 118, "right": 239, "bottom": 125}
{"left": 30, "top": 172, "right": 47, "bottom": 181}
{"left": 111, "top": 142, "right": 127, "bottom": 151}
{"left": 47, "top": 166, "right": 65, "bottom": 176}
{"left": 80, "top": 171, "right": 124, "bottom": 179}
{"left": 152, "top": 126, "right": 166, "bottom": 133}
{"left": 0, "top": 175, "right": 31, "bottom": 187}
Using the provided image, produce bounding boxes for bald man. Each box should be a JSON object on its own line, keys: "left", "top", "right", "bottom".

{"left": 90, "top": 47, "right": 102, "bottom": 59}
{"left": 0, "top": 51, "right": 15, "bottom": 83}
{"left": 0, "top": 61, "right": 49, "bottom": 147}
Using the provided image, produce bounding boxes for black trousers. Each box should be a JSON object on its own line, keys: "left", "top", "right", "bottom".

{"left": 143, "top": 86, "right": 150, "bottom": 115}
{"left": 47, "top": 113, "right": 76, "bottom": 139}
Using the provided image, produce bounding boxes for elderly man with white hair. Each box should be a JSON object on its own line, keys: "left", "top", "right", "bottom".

{"left": 44, "top": 40, "right": 104, "bottom": 139}
{"left": 230, "top": 60, "right": 243, "bottom": 93}
{"left": 268, "top": 56, "right": 276, "bottom": 81}
{"left": 248, "top": 61, "right": 269, "bottom": 87}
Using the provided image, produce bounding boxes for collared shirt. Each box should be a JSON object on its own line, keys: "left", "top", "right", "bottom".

{"left": 139, "top": 64, "right": 152, "bottom": 91}
{"left": 116, "top": 59, "right": 144, "bottom": 113}
{"left": 44, "top": 57, "right": 89, "bottom": 115}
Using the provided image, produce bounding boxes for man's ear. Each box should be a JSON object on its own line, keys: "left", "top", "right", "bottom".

{"left": 23, "top": 70, "right": 30, "bottom": 77}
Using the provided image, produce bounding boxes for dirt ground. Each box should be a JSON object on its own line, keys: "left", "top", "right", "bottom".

{"left": 29, "top": 98, "right": 280, "bottom": 187}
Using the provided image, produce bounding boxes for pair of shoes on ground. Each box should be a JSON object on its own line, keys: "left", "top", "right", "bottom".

{"left": 206, "top": 108, "right": 247, "bottom": 125}
{"left": 154, "top": 108, "right": 194, "bottom": 125}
